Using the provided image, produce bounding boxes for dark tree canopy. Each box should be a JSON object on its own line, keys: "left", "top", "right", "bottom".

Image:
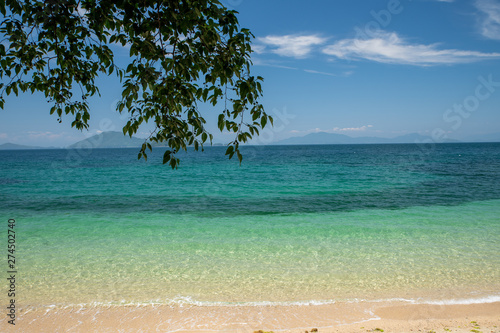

{"left": 0, "top": 0, "right": 271, "bottom": 168}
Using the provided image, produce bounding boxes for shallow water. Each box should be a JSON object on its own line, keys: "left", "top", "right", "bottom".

{"left": 1, "top": 143, "right": 499, "bottom": 307}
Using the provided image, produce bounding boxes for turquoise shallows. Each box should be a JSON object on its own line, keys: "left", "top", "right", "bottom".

{"left": 1, "top": 143, "right": 499, "bottom": 306}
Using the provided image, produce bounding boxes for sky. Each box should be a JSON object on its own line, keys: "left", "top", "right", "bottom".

{"left": 1, "top": 0, "right": 500, "bottom": 147}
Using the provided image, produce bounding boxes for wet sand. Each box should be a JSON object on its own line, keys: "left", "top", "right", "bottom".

{"left": 1, "top": 301, "right": 499, "bottom": 332}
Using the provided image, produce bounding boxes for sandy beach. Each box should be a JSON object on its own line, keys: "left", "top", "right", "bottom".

{"left": 2, "top": 300, "right": 499, "bottom": 332}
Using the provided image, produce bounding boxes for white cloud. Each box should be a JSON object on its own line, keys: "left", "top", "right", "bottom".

{"left": 252, "top": 58, "right": 298, "bottom": 70}
{"left": 0, "top": 133, "right": 7, "bottom": 140}
{"left": 258, "top": 35, "right": 327, "bottom": 58}
{"left": 27, "top": 131, "right": 65, "bottom": 140}
{"left": 475, "top": 0, "right": 500, "bottom": 40}
{"left": 333, "top": 125, "right": 373, "bottom": 132}
{"left": 303, "top": 69, "right": 337, "bottom": 76}
{"left": 323, "top": 31, "right": 500, "bottom": 65}
{"left": 290, "top": 125, "right": 374, "bottom": 135}
{"left": 251, "top": 44, "right": 266, "bottom": 54}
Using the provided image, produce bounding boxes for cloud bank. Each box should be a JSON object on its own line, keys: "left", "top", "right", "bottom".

{"left": 322, "top": 31, "right": 500, "bottom": 65}
{"left": 333, "top": 125, "right": 373, "bottom": 132}
{"left": 257, "top": 35, "right": 327, "bottom": 58}
{"left": 475, "top": 0, "right": 500, "bottom": 40}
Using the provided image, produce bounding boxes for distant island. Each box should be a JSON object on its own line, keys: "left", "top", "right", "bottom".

{"left": 0, "top": 132, "right": 147, "bottom": 150}
{"left": 0, "top": 143, "right": 57, "bottom": 150}
{"left": 67, "top": 131, "right": 220, "bottom": 149}
{"left": 68, "top": 131, "right": 147, "bottom": 149}
{"left": 273, "top": 132, "right": 460, "bottom": 145}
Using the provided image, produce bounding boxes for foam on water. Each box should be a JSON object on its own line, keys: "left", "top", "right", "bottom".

{"left": 59, "top": 294, "right": 500, "bottom": 308}
{"left": 420, "top": 295, "right": 500, "bottom": 305}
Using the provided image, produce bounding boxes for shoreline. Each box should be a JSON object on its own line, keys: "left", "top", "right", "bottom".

{"left": 2, "top": 299, "right": 499, "bottom": 332}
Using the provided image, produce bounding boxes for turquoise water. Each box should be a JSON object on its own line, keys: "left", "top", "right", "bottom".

{"left": 1, "top": 143, "right": 499, "bottom": 307}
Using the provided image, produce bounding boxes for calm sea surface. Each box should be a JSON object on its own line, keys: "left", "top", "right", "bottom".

{"left": 1, "top": 143, "right": 499, "bottom": 307}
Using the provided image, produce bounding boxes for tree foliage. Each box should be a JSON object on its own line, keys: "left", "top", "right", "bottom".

{"left": 0, "top": 0, "right": 272, "bottom": 168}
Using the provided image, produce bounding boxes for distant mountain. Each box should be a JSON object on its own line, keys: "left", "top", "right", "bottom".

{"left": 275, "top": 132, "right": 362, "bottom": 145}
{"left": 274, "top": 132, "right": 458, "bottom": 145}
{"left": 67, "top": 131, "right": 225, "bottom": 149}
{"left": 68, "top": 131, "right": 145, "bottom": 149}
{"left": 464, "top": 132, "right": 500, "bottom": 143}
{"left": 0, "top": 143, "right": 55, "bottom": 150}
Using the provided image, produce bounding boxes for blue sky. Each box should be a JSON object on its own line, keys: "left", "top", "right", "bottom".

{"left": 1, "top": 0, "right": 500, "bottom": 147}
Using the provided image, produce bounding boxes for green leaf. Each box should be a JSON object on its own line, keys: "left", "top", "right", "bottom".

{"left": 0, "top": 0, "right": 6, "bottom": 16}
{"left": 260, "top": 115, "right": 267, "bottom": 128}
{"left": 0, "top": 0, "right": 265, "bottom": 168}
{"left": 236, "top": 150, "right": 242, "bottom": 165}
{"left": 169, "top": 157, "right": 178, "bottom": 169}
{"left": 163, "top": 151, "right": 171, "bottom": 164}
{"left": 218, "top": 114, "right": 225, "bottom": 131}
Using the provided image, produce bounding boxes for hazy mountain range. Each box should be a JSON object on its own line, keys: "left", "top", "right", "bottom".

{"left": 1, "top": 131, "right": 500, "bottom": 150}
{"left": 67, "top": 131, "right": 147, "bottom": 149}
{"left": 0, "top": 143, "right": 56, "bottom": 150}
{"left": 274, "top": 132, "right": 460, "bottom": 145}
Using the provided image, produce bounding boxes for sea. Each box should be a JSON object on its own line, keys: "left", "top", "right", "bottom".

{"left": 1, "top": 143, "right": 499, "bottom": 309}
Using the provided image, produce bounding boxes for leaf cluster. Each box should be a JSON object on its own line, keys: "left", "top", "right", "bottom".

{"left": 0, "top": 0, "right": 272, "bottom": 168}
